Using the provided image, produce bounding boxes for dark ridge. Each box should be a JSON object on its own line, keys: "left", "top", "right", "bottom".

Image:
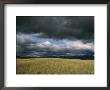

{"left": 16, "top": 55, "right": 94, "bottom": 60}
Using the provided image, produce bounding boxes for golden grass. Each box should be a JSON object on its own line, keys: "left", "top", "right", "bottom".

{"left": 16, "top": 58, "right": 94, "bottom": 74}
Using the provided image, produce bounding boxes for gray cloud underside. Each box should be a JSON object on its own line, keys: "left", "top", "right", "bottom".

{"left": 16, "top": 33, "right": 94, "bottom": 57}
{"left": 16, "top": 16, "right": 94, "bottom": 41}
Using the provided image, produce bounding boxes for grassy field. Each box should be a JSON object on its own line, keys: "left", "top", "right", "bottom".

{"left": 16, "top": 58, "right": 94, "bottom": 74}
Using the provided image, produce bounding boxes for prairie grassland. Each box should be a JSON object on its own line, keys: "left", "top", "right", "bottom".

{"left": 16, "top": 58, "right": 94, "bottom": 74}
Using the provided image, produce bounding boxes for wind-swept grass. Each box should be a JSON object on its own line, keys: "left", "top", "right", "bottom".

{"left": 16, "top": 58, "right": 94, "bottom": 74}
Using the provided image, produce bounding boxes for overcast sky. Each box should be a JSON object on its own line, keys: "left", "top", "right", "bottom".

{"left": 16, "top": 16, "right": 94, "bottom": 57}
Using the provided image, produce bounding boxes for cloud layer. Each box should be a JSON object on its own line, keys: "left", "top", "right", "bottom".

{"left": 16, "top": 33, "right": 94, "bottom": 57}
{"left": 16, "top": 16, "right": 94, "bottom": 57}
{"left": 16, "top": 16, "right": 94, "bottom": 40}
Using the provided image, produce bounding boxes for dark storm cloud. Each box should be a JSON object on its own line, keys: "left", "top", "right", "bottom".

{"left": 16, "top": 16, "right": 94, "bottom": 41}
{"left": 16, "top": 16, "right": 94, "bottom": 57}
